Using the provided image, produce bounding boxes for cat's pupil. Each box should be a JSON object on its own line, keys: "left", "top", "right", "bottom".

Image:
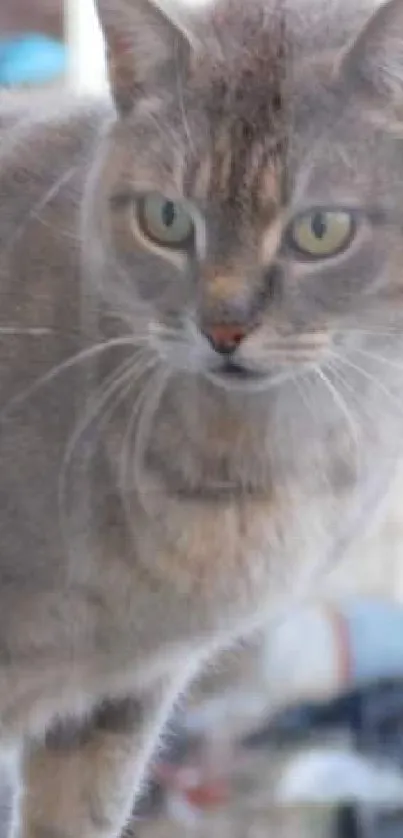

{"left": 162, "top": 201, "right": 176, "bottom": 228}
{"left": 311, "top": 212, "right": 327, "bottom": 239}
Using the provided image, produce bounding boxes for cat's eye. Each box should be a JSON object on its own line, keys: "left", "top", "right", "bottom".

{"left": 137, "top": 193, "right": 194, "bottom": 249}
{"left": 287, "top": 209, "right": 356, "bottom": 259}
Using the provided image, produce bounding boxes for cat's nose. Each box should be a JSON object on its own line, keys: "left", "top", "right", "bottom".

{"left": 203, "top": 323, "right": 248, "bottom": 355}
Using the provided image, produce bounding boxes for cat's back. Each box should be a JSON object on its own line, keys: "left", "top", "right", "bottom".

{"left": 0, "top": 93, "right": 114, "bottom": 587}
{"left": 0, "top": 91, "right": 111, "bottom": 364}
{"left": 0, "top": 91, "right": 110, "bottom": 236}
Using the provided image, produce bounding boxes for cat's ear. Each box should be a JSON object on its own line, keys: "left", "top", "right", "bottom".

{"left": 340, "top": 0, "right": 403, "bottom": 106}
{"left": 95, "top": 0, "right": 197, "bottom": 113}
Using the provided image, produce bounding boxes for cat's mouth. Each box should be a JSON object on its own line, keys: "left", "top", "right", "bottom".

{"left": 220, "top": 360, "right": 264, "bottom": 379}
{"left": 205, "top": 359, "right": 289, "bottom": 392}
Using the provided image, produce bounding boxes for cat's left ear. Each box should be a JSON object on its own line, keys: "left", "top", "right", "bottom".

{"left": 95, "top": 0, "right": 197, "bottom": 113}
{"left": 340, "top": 0, "right": 403, "bottom": 107}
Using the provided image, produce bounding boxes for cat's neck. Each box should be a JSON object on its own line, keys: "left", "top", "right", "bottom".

{"left": 160, "top": 385, "right": 273, "bottom": 496}
{"left": 132, "top": 368, "right": 383, "bottom": 503}
{"left": 133, "top": 374, "right": 326, "bottom": 499}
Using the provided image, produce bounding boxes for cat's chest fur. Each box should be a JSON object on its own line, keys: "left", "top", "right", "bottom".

{"left": 98, "top": 381, "right": 346, "bottom": 641}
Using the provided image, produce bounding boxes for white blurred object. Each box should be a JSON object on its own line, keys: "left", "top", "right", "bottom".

{"left": 263, "top": 607, "right": 343, "bottom": 706}
{"left": 65, "top": 0, "right": 107, "bottom": 93}
{"left": 263, "top": 598, "right": 403, "bottom": 708}
{"left": 185, "top": 691, "right": 269, "bottom": 737}
{"left": 277, "top": 747, "right": 403, "bottom": 805}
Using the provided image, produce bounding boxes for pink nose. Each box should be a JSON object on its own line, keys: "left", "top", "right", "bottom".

{"left": 203, "top": 323, "right": 248, "bottom": 355}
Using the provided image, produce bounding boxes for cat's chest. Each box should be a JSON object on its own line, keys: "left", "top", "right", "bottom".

{"left": 135, "top": 483, "right": 336, "bottom": 611}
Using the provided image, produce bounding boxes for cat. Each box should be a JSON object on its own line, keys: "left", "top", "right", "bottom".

{"left": 0, "top": 0, "right": 403, "bottom": 835}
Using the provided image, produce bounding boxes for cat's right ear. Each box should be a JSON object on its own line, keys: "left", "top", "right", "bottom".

{"left": 95, "top": 0, "right": 197, "bottom": 113}
{"left": 340, "top": 0, "right": 403, "bottom": 109}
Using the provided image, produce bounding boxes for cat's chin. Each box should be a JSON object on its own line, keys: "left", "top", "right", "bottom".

{"left": 203, "top": 363, "right": 291, "bottom": 394}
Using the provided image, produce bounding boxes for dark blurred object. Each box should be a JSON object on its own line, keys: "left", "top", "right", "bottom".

{"left": 352, "top": 807, "right": 403, "bottom": 838}
{"left": 0, "top": 0, "right": 63, "bottom": 40}
{"left": 334, "top": 806, "right": 360, "bottom": 838}
{"left": 331, "top": 806, "right": 403, "bottom": 838}
{"left": 242, "top": 677, "right": 403, "bottom": 765}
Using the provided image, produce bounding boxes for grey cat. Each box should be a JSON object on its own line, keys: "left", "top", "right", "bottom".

{"left": 0, "top": 0, "right": 403, "bottom": 834}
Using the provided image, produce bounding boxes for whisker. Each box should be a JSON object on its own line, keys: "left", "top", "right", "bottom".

{"left": 330, "top": 350, "right": 403, "bottom": 417}
{"left": 59, "top": 351, "right": 154, "bottom": 549}
{"left": 150, "top": 333, "right": 188, "bottom": 350}
{"left": 65, "top": 351, "right": 154, "bottom": 468}
{"left": 0, "top": 327, "right": 55, "bottom": 337}
{"left": 294, "top": 373, "right": 337, "bottom": 497}
{"left": 132, "top": 366, "right": 170, "bottom": 517}
{"left": 7, "top": 165, "right": 78, "bottom": 250}
{"left": 148, "top": 322, "right": 186, "bottom": 340}
{"left": 323, "top": 360, "right": 364, "bottom": 408}
{"left": 352, "top": 345, "right": 403, "bottom": 374}
{"left": 314, "top": 365, "right": 361, "bottom": 471}
{"left": 118, "top": 364, "right": 165, "bottom": 531}
{"left": 175, "top": 51, "right": 195, "bottom": 157}
{"left": 293, "top": 373, "right": 316, "bottom": 417}
{"left": 61, "top": 356, "right": 142, "bottom": 479}
{"left": 323, "top": 359, "right": 387, "bottom": 452}
{"left": 339, "top": 327, "right": 403, "bottom": 338}
{"left": 58, "top": 356, "right": 140, "bottom": 485}
{"left": 119, "top": 358, "right": 161, "bottom": 496}
{"left": 0, "top": 336, "right": 148, "bottom": 420}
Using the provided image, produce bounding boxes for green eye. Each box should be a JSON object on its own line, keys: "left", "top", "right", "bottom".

{"left": 288, "top": 209, "right": 356, "bottom": 259}
{"left": 138, "top": 193, "right": 194, "bottom": 249}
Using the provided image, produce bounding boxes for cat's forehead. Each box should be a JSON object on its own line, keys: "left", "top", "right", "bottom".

{"left": 125, "top": 3, "right": 392, "bottom": 212}
{"left": 132, "top": 80, "right": 366, "bottom": 216}
{"left": 179, "top": 63, "right": 335, "bottom": 210}
{"left": 186, "top": 95, "right": 285, "bottom": 211}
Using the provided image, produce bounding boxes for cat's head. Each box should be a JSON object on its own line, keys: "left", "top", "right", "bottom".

{"left": 91, "top": 0, "right": 403, "bottom": 395}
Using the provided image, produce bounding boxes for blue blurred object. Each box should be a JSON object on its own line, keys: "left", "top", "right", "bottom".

{"left": 0, "top": 34, "right": 66, "bottom": 86}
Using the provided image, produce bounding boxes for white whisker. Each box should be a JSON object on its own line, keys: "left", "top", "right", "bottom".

{"left": 133, "top": 367, "right": 170, "bottom": 517}
{"left": 0, "top": 327, "right": 55, "bottom": 337}
{"left": 7, "top": 165, "right": 78, "bottom": 249}
{"left": 324, "top": 360, "right": 364, "bottom": 407}
{"left": 59, "top": 351, "right": 155, "bottom": 549}
{"left": 61, "top": 356, "right": 142, "bottom": 480}
{"left": 314, "top": 365, "right": 361, "bottom": 471}
{"left": 340, "top": 327, "right": 402, "bottom": 338}
{"left": 0, "top": 335, "right": 148, "bottom": 420}
{"left": 119, "top": 358, "right": 161, "bottom": 497}
{"left": 293, "top": 373, "right": 335, "bottom": 496}
{"left": 330, "top": 350, "right": 403, "bottom": 417}
{"left": 175, "top": 51, "right": 195, "bottom": 157}
{"left": 353, "top": 345, "right": 403, "bottom": 373}
{"left": 148, "top": 322, "right": 186, "bottom": 341}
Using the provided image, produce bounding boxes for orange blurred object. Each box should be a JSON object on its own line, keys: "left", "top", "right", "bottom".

{"left": 184, "top": 779, "right": 230, "bottom": 810}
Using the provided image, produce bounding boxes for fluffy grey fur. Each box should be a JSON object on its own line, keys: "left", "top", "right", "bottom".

{"left": 0, "top": 0, "right": 402, "bottom": 834}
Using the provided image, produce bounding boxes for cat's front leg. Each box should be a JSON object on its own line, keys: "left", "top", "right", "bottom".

{"left": 14, "top": 682, "right": 182, "bottom": 838}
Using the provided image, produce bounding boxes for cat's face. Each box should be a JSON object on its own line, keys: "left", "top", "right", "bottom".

{"left": 94, "top": 0, "right": 403, "bottom": 394}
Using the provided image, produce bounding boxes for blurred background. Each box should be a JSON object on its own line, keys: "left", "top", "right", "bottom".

{"left": 3, "top": 2, "right": 403, "bottom": 836}
{"left": 0, "top": 0, "right": 106, "bottom": 92}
